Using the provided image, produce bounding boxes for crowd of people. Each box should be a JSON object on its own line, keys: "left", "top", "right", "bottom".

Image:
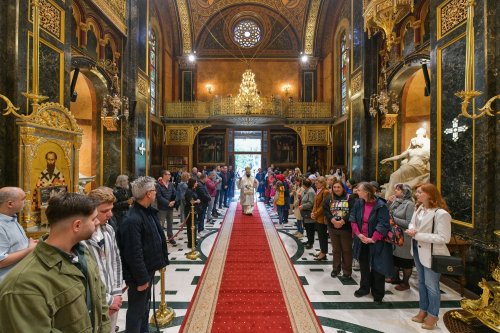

{"left": 0, "top": 161, "right": 452, "bottom": 331}
{"left": 260, "top": 165, "right": 452, "bottom": 330}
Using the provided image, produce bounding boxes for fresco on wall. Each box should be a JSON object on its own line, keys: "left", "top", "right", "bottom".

{"left": 270, "top": 133, "right": 298, "bottom": 164}
{"left": 198, "top": 134, "right": 225, "bottom": 164}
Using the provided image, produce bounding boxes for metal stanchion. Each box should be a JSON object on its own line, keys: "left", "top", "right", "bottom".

{"left": 186, "top": 201, "right": 199, "bottom": 260}
{"left": 149, "top": 268, "right": 175, "bottom": 327}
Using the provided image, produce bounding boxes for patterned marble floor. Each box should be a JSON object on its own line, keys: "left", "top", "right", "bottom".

{"left": 116, "top": 199, "right": 462, "bottom": 333}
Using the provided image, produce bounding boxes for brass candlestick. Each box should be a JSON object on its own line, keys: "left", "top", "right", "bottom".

{"left": 186, "top": 202, "right": 199, "bottom": 260}
{"left": 149, "top": 268, "right": 175, "bottom": 327}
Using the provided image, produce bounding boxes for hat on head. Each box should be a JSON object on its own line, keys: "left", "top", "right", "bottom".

{"left": 308, "top": 174, "right": 317, "bottom": 180}
{"left": 245, "top": 166, "right": 251, "bottom": 171}
{"left": 276, "top": 174, "right": 285, "bottom": 182}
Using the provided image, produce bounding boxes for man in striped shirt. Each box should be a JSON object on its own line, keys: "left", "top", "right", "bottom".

{"left": 85, "top": 187, "right": 123, "bottom": 333}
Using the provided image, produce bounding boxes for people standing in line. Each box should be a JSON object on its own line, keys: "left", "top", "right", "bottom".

{"left": 275, "top": 174, "right": 290, "bottom": 224}
{"left": 0, "top": 193, "right": 110, "bottom": 332}
{"left": 387, "top": 183, "right": 415, "bottom": 291}
{"left": 196, "top": 174, "right": 211, "bottom": 235}
{"left": 0, "top": 187, "right": 37, "bottom": 282}
{"left": 323, "top": 180, "right": 354, "bottom": 279}
{"left": 175, "top": 172, "right": 190, "bottom": 224}
{"left": 227, "top": 165, "right": 236, "bottom": 201}
{"left": 237, "top": 166, "right": 259, "bottom": 215}
{"left": 274, "top": 181, "right": 286, "bottom": 225}
{"left": 205, "top": 172, "right": 217, "bottom": 224}
{"left": 300, "top": 179, "right": 316, "bottom": 250}
{"left": 349, "top": 182, "right": 393, "bottom": 303}
{"left": 112, "top": 175, "right": 133, "bottom": 226}
{"left": 85, "top": 187, "right": 124, "bottom": 333}
{"left": 219, "top": 166, "right": 230, "bottom": 208}
{"left": 292, "top": 177, "right": 305, "bottom": 239}
{"left": 212, "top": 166, "right": 222, "bottom": 218}
{"left": 406, "top": 183, "right": 451, "bottom": 330}
{"left": 116, "top": 176, "right": 169, "bottom": 333}
{"left": 156, "top": 169, "right": 177, "bottom": 245}
{"left": 264, "top": 169, "right": 275, "bottom": 205}
{"left": 311, "top": 177, "right": 329, "bottom": 261}
{"left": 255, "top": 168, "right": 266, "bottom": 200}
{"left": 184, "top": 178, "right": 200, "bottom": 248}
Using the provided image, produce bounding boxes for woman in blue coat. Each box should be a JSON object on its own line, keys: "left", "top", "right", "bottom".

{"left": 349, "top": 182, "right": 393, "bottom": 303}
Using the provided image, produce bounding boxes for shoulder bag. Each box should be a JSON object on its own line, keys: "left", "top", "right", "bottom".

{"left": 384, "top": 213, "right": 404, "bottom": 246}
{"left": 430, "top": 211, "right": 463, "bottom": 276}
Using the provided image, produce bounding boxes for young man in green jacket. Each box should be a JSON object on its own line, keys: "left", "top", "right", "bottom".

{"left": 0, "top": 192, "right": 111, "bottom": 333}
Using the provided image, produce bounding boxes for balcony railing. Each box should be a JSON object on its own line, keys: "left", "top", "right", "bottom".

{"left": 164, "top": 97, "right": 331, "bottom": 119}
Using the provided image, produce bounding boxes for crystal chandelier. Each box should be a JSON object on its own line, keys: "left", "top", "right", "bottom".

{"left": 234, "top": 69, "right": 262, "bottom": 114}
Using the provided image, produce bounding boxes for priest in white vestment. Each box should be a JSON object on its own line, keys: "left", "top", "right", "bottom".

{"left": 237, "top": 166, "right": 259, "bottom": 215}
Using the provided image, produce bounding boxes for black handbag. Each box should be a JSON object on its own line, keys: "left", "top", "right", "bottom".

{"left": 301, "top": 209, "right": 312, "bottom": 219}
{"left": 430, "top": 212, "right": 463, "bottom": 276}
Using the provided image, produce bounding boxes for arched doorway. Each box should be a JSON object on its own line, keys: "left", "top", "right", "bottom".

{"left": 70, "top": 70, "right": 97, "bottom": 192}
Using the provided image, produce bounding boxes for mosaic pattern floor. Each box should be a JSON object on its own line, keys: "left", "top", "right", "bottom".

{"left": 116, "top": 199, "right": 462, "bottom": 332}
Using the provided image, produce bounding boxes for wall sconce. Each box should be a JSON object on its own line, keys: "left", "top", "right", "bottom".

{"left": 101, "top": 74, "right": 129, "bottom": 132}
{"left": 282, "top": 84, "right": 291, "bottom": 96}
{"left": 454, "top": 1, "right": 499, "bottom": 119}
{"left": 206, "top": 84, "right": 213, "bottom": 94}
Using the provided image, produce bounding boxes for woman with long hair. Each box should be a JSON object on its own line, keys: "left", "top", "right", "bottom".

{"left": 387, "top": 183, "right": 415, "bottom": 291}
{"left": 323, "top": 180, "right": 354, "bottom": 279}
{"left": 349, "top": 182, "right": 393, "bottom": 303}
{"left": 311, "top": 176, "right": 329, "bottom": 261}
{"left": 406, "top": 183, "right": 451, "bottom": 330}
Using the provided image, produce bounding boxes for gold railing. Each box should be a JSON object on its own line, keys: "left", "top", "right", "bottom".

{"left": 164, "top": 98, "right": 332, "bottom": 119}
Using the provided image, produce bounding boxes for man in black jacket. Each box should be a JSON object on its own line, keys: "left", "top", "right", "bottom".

{"left": 117, "top": 176, "right": 169, "bottom": 333}
{"left": 156, "top": 169, "right": 176, "bottom": 245}
{"left": 196, "top": 174, "right": 211, "bottom": 235}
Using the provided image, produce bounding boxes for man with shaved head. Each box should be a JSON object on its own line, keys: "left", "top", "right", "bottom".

{"left": 0, "top": 187, "right": 37, "bottom": 281}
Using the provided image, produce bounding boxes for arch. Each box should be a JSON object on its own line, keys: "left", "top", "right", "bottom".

{"left": 71, "top": 2, "right": 83, "bottom": 46}
{"left": 399, "top": 16, "right": 416, "bottom": 56}
{"left": 332, "top": 18, "right": 350, "bottom": 117}
{"left": 103, "top": 33, "right": 119, "bottom": 62}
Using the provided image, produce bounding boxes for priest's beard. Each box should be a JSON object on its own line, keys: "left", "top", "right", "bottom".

{"left": 245, "top": 172, "right": 251, "bottom": 177}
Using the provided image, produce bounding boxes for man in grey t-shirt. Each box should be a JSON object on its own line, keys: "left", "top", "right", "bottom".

{"left": 0, "top": 187, "right": 37, "bottom": 281}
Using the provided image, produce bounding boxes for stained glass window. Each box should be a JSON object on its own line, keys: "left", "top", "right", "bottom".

{"left": 233, "top": 20, "right": 261, "bottom": 48}
{"left": 340, "top": 31, "right": 348, "bottom": 115}
{"left": 149, "top": 30, "right": 157, "bottom": 115}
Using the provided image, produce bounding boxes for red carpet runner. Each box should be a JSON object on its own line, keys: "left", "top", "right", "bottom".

{"left": 180, "top": 203, "right": 323, "bottom": 332}
{"left": 210, "top": 204, "right": 292, "bottom": 332}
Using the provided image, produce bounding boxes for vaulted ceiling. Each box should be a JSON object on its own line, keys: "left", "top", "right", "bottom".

{"left": 172, "top": 0, "right": 341, "bottom": 58}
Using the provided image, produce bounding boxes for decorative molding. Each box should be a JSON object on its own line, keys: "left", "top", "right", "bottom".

{"left": 137, "top": 73, "right": 149, "bottom": 97}
{"left": 284, "top": 125, "right": 305, "bottom": 143}
{"left": 306, "top": 128, "right": 328, "bottom": 144}
{"left": 437, "top": 0, "right": 467, "bottom": 39}
{"left": 381, "top": 113, "right": 398, "bottom": 128}
{"left": 176, "top": 0, "right": 192, "bottom": 54}
{"left": 178, "top": 56, "right": 197, "bottom": 70}
{"left": 350, "top": 72, "right": 362, "bottom": 97}
{"left": 299, "top": 57, "right": 319, "bottom": 70}
{"left": 168, "top": 129, "right": 189, "bottom": 144}
{"left": 91, "top": 0, "right": 127, "bottom": 35}
{"left": 38, "top": 0, "right": 63, "bottom": 42}
{"left": 304, "top": 0, "right": 321, "bottom": 55}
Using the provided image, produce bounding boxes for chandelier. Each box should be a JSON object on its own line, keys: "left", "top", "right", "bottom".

{"left": 234, "top": 69, "right": 262, "bottom": 114}
{"left": 101, "top": 73, "right": 129, "bottom": 131}
{"left": 368, "top": 65, "right": 399, "bottom": 128}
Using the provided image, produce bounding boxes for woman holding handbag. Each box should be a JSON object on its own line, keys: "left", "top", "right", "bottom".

{"left": 405, "top": 183, "right": 451, "bottom": 330}
{"left": 387, "top": 183, "right": 415, "bottom": 291}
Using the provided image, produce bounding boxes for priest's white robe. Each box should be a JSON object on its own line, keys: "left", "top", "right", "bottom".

{"left": 237, "top": 175, "right": 258, "bottom": 214}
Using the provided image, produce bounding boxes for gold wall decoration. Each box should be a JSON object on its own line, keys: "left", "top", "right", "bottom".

{"left": 168, "top": 129, "right": 189, "bottom": 144}
{"left": 304, "top": 0, "right": 321, "bottom": 55}
{"left": 350, "top": 72, "right": 362, "bottom": 97}
{"left": 137, "top": 73, "right": 149, "bottom": 96}
{"left": 29, "top": 0, "right": 64, "bottom": 42}
{"left": 176, "top": 0, "right": 193, "bottom": 54}
{"left": 306, "top": 128, "right": 328, "bottom": 145}
{"left": 91, "top": 0, "right": 127, "bottom": 35}
{"left": 381, "top": 113, "right": 398, "bottom": 128}
{"left": 437, "top": 0, "right": 467, "bottom": 40}
{"left": 285, "top": 125, "right": 305, "bottom": 144}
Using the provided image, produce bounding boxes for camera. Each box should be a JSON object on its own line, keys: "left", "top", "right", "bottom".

{"left": 334, "top": 216, "right": 342, "bottom": 221}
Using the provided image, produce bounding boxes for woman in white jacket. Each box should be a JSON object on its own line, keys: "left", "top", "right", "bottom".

{"left": 405, "top": 183, "right": 451, "bottom": 330}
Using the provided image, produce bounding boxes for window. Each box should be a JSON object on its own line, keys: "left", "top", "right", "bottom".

{"left": 233, "top": 20, "right": 261, "bottom": 48}
{"left": 340, "top": 31, "right": 348, "bottom": 115}
{"left": 149, "top": 30, "right": 158, "bottom": 115}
